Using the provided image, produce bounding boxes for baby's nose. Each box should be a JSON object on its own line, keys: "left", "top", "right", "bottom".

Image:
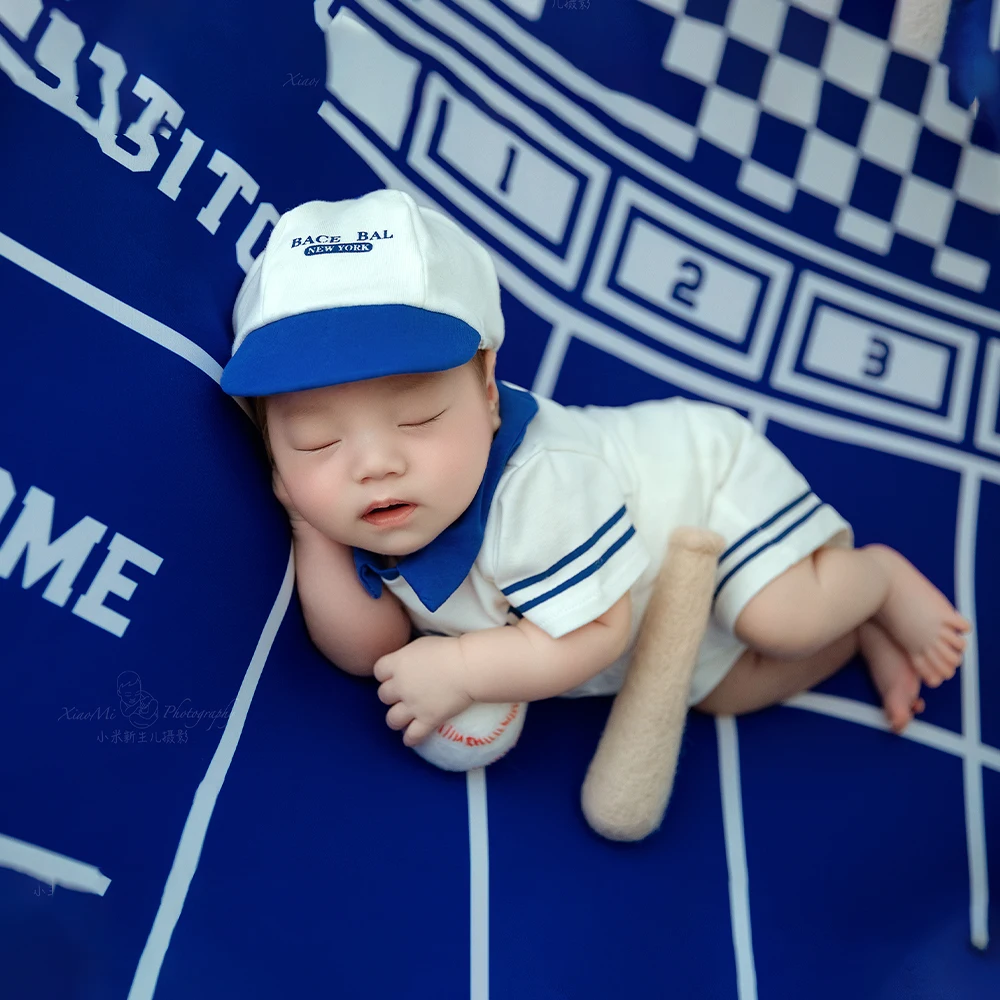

{"left": 351, "top": 435, "right": 407, "bottom": 482}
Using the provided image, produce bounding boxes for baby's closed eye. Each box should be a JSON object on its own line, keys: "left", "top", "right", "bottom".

{"left": 296, "top": 439, "right": 341, "bottom": 452}
{"left": 399, "top": 409, "right": 446, "bottom": 428}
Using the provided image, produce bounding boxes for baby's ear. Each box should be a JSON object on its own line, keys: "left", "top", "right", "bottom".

{"left": 483, "top": 350, "right": 501, "bottom": 429}
{"left": 482, "top": 349, "right": 498, "bottom": 385}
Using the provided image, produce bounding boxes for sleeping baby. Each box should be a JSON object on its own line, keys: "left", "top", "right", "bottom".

{"left": 220, "top": 188, "right": 969, "bottom": 748}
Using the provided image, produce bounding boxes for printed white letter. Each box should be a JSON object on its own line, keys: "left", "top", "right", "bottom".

{"left": 72, "top": 533, "right": 163, "bottom": 638}
{"left": 0, "top": 485, "right": 107, "bottom": 608}
{"left": 0, "top": 0, "right": 44, "bottom": 40}
{"left": 236, "top": 201, "right": 279, "bottom": 272}
{"left": 157, "top": 127, "right": 204, "bottom": 200}
{"left": 196, "top": 150, "right": 259, "bottom": 235}
{"left": 93, "top": 65, "right": 184, "bottom": 172}
{"left": 0, "top": 465, "right": 14, "bottom": 521}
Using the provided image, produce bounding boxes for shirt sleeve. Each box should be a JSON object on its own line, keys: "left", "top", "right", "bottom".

{"left": 485, "top": 450, "right": 651, "bottom": 638}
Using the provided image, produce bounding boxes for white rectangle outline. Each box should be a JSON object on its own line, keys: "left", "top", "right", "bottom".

{"left": 803, "top": 307, "right": 951, "bottom": 408}
{"left": 407, "top": 73, "right": 610, "bottom": 291}
{"left": 615, "top": 219, "right": 757, "bottom": 344}
{"left": 974, "top": 338, "right": 1000, "bottom": 457}
{"left": 426, "top": 84, "right": 574, "bottom": 245}
{"left": 773, "top": 272, "right": 978, "bottom": 441}
{"left": 584, "top": 177, "right": 793, "bottom": 379}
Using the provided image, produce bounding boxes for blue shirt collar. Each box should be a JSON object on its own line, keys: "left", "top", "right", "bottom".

{"left": 352, "top": 382, "right": 539, "bottom": 612}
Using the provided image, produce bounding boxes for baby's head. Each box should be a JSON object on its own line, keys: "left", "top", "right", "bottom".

{"left": 249, "top": 350, "right": 499, "bottom": 555}
{"left": 221, "top": 190, "right": 506, "bottom": 556}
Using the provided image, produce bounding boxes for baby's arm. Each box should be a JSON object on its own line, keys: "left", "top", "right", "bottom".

{"left": 374, "top": 594, "right": 632, "bottom": 745}
{"left": 461, "top": 594, "right": 632, "bottom": 702}
{"left": 291, "top": 518, "right": 412, "bottom": 676}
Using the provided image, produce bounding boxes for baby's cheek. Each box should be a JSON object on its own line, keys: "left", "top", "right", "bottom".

{"left": 298, "top": 467, "right": 343, "bottom": 516}
{"left": 449, "top": 432, "right": 491, "bottom": 495}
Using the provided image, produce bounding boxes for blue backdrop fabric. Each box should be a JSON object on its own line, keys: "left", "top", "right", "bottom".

{"left": 1, "top": 1, "right": 998, "bottom": 997}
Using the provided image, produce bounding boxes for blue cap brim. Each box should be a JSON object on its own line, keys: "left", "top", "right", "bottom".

{"left": 220, "top": 304, "right": 482, "bottom": 396}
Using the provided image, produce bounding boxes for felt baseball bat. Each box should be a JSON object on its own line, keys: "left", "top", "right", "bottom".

{"left": 581, "top": 527, "right": 724, "bottom": 842}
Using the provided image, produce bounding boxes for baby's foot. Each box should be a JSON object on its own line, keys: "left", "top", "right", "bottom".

{"left": 866, "top": 544, "right": 970, "bottom": 688}
{"left": 859, "top": 622, "right": 925, "bottom": 734}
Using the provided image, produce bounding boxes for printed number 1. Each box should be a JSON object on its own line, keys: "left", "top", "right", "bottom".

{"left": 498, "top": 146, "right": 516, "bottom": 193}
{"left": 671, "top": 260, "right": 704, "bottom": 308}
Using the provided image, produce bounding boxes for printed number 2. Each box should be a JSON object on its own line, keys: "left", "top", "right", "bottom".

{"left": 671, "top": 260, "right": 704, "bottom": 309}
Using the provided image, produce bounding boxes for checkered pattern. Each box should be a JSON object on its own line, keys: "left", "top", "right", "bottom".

{"left": 638, "top": 0, "right": 997, "bottom": 292}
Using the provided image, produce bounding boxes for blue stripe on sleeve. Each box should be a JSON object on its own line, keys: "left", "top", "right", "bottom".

{"left": 713, "top": 502, "right": 824, "bottom": 601}
{"left": 719, "top": 489, "right": 813, "bottom": 562}
{"left": 501, "top": 505, "right": 627, "bottom": 598}
{"left": 512, "top": 526, "right": 636, "bottom": 615}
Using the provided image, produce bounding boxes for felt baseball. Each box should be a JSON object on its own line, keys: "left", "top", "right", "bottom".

{"left": 413, "top": 701, "right": 527, "bottom": 772}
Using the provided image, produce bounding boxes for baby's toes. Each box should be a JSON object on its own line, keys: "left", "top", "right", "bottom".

{"left": 912, "top": 652, "right": 943, "bottom": 687}
{"left": 935, "top": 639, "right": 962, "bottom": 675}
{"left": 884, "top": 699, "right": 912, "bottom": 734}
{"left": 949, "top": 611, "right": 973, "bottom": 634}
{"left": 926, "top": 643, "right": 957, "bottom": 680}
{"left": 943, "top": 630, "right": 967, "bottom": 654}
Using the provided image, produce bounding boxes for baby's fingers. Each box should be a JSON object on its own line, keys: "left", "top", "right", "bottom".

{"left": 386, "top": 702, "right": 415, "bottom": 732}
{"left": 403, "top": 719, "right": 435, "bottom": 747}
{"left": 376, "top": 678, "right": 398, "bottom": 704}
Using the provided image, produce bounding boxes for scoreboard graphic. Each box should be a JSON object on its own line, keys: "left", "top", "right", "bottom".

{"left": 1, "top": 1, "right": 998, "bottom": 998}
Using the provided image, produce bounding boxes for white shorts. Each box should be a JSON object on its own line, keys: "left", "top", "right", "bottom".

{"left": 561, "top": 398, "right": 854, "bottom": 705}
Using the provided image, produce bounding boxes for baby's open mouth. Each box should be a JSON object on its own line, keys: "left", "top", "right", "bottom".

{"left": 361, "top": 502, "right": 415, "bottom": 526}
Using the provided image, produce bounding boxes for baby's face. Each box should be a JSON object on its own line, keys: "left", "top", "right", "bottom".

{"left": 266, "top": 352, "right": 501, "bottom": 556}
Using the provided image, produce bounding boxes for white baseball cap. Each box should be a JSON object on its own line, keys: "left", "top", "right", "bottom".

{"left": 220, "top": 189, "right": 504, "bottom": 396}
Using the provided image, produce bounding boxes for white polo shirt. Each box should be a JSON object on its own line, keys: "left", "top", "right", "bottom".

{"left": 353, "top": 382, "right": 851, "bottom": 705}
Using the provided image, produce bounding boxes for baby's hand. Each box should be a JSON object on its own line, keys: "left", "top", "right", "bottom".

{"left": 271, "top": 468, "right": 305, "bottom": 524}
{"left": 374, "top": 636, "right": 473, "bottom": 747}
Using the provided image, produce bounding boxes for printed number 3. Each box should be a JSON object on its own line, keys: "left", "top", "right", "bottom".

{"left": 671, "top": 260, "right": 704, "bottom": 308}
{"left": 864, "top": 336, "right": 891, "bottom": 378}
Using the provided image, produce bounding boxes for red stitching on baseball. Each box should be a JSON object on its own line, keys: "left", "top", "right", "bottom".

{"left": 434, "top": 703, "right": 521, "bottom": 747}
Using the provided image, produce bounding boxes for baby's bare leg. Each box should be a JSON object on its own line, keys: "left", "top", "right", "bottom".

{"left": 733, "top": 545, "right": 970, "bottom": 686}
{"left": 733, "top": 547, "right": 886, "bottom": 659}
{"left": 695, "top": 624, "right": 926, "bottom": 732}
{"left": 694, "top": 633, "right": 857, "bottom": 716}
